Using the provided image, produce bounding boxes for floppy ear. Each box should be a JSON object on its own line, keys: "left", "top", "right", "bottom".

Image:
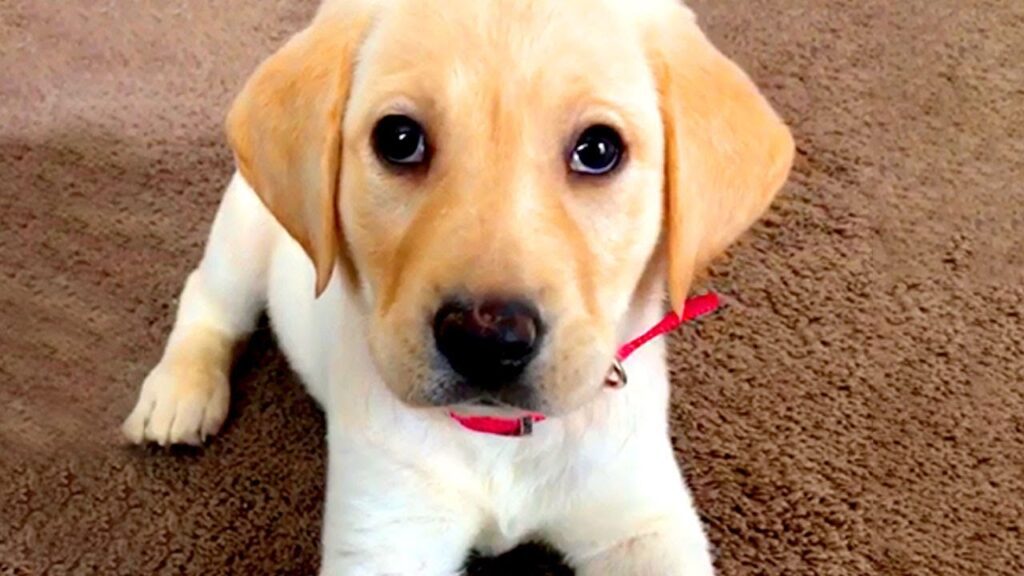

{"left": 226, "top": 9, "right": 371, "bottom": 296}
{"left": 652, "top": 10, "right": 795, "bottom": 313}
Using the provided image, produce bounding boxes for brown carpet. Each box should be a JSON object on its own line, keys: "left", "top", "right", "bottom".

{"left": 2, "top": 1, "right": 1022, "bottom": 574}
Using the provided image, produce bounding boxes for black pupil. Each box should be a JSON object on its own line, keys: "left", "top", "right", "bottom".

{"left": 374, "top": 115, "right": 423, "bottom": 163}
{"left": 575, "top": 126, "right": 621, "bottom": 172}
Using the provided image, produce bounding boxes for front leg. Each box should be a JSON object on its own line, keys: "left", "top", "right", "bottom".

{"left": 319, "top": 434, "right": 482, "bottom": 576}
{"left": 548, "top": 444, "right": 715, "bottom": 576}
{"left": 572, "top": 518, "right": 714, "bottom": 576}
{"left": 122, "top": 173, "right": 275, "bottom": 445}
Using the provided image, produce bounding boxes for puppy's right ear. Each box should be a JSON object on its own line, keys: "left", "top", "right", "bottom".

{"left": 650, "top": 7, "right": 794, "bottom": 314}
{"left": 226, "top": 8, "right": 372, "bottom": 296}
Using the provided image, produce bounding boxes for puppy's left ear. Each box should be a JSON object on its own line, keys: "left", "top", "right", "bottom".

{"left": 226, "top": 8, "right": 372, "bottom": 296}
{"left": 651, "top": 8, "right": 795, "bottom": 313}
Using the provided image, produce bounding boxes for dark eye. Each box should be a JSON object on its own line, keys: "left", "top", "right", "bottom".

{"left": 372, "top": 115, "right": 427, "bottom": 166}
{"left": 569, "top": 125, "right": 623, "bottom": 175}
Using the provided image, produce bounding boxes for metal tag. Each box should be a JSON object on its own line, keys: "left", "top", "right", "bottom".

{"left": 605, "top": 359, "right": 628, "bottom": 389}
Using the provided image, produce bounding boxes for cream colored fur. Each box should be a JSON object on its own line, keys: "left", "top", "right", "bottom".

{"left": 123, "top": 0, "right": 793, "bottom": 573}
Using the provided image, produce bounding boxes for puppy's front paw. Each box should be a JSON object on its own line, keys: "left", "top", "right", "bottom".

{"left": 122, "top": 360, "right": 230, "bottom": 447}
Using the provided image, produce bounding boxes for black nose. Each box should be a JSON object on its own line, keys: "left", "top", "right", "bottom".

{"left": 432, "top": 297, "right": 543, "bottom": 387}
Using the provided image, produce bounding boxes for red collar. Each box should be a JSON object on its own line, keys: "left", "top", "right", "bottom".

{"left": 449, "top": 293, "right": 721, "bottom": 437}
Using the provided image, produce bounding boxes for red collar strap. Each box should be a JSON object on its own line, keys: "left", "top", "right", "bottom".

{"left": 449, "top": 293, "right": 721, "bottom": 437}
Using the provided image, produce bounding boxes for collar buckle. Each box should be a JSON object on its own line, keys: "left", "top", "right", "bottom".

{"left": 605, "top": 358, "right": 628, "bottom": 389}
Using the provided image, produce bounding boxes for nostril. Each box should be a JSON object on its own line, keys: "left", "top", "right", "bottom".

{"left": 432, "top": 297, "right": 543, "bottom": 385}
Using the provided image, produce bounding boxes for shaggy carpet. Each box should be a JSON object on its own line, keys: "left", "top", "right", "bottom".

{"left": 2, "top": 0, "right": 1021, "bottom": 574}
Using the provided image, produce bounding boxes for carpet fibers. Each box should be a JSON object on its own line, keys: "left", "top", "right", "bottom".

{"left": 2, "top": 1, "right": 1022, "bottom": 574}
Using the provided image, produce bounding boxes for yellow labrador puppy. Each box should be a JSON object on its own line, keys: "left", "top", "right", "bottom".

{"left": 123, "top": 0, "right": 793, "bottom": 573}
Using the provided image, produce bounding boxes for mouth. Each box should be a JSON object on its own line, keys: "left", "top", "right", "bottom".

{"left": 422, "top": 374, "right": 544, "bottom": 411}
{"left": 448, "top": 395, "right": 539, "bottom": 417}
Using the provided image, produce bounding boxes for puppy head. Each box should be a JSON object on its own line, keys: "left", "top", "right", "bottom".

{"left": 227, "top": 0, "right": 793, "bottom": 416}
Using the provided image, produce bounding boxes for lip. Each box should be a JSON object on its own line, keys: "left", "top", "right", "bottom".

{"left": 448, "top": 401, "right": 534, "bottom": 418}
{"left": 427, "top": 378, "right": 542, "bottom": 413}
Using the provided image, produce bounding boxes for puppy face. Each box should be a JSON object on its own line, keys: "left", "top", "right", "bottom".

{"left": 227, "top": 0, "right": 793, "bottom": 416}
{"left": 340, "top": 0, "right": 665, "bottom": 413}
